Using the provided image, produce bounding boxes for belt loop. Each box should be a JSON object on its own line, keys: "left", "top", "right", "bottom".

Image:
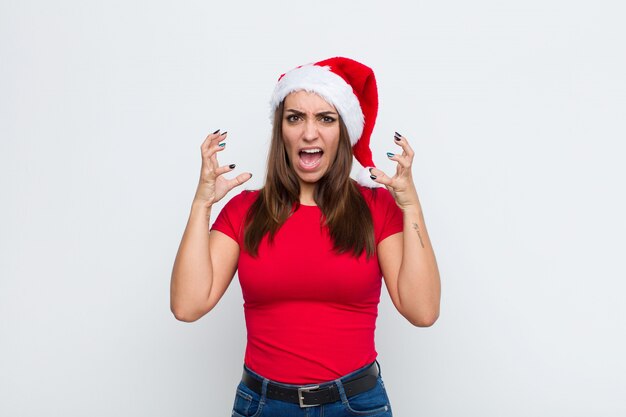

{"left": 333, "top": 377, "right": 349, "bottom": 404}
{"left": 260, "top": 377, "right": 269, "bottom": 402}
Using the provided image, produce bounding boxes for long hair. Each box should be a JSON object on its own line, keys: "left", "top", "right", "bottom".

{"left": 243, "top": 101, "right": 376, "bottom": 258}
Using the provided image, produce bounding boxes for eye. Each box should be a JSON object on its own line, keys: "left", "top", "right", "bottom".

{"left": 286, "top": 114, "right": 301, "bottom": 123}
{"left": 321, "top": 116, "right": 336, "bottom": 123}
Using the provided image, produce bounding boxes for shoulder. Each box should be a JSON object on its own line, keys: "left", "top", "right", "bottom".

{"left": 216, "top": 189, "right": 260, "bottom": 221}
{"left": 356, "top": 183, "right": 403, "bottom": 243}
{"left": 211, "top": 189, "right": 260, "bottom": 242}
{"left": 224, "top": 189, "right": 260, "bottom": 209}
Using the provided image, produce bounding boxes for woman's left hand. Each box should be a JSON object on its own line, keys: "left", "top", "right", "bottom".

{"left": 369, "top": 132, "right": 421, "bottom": 210}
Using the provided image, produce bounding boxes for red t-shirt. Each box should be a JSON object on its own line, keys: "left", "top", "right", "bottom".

{"left": 211, "top": 185, "right": 403, "bottom": 384}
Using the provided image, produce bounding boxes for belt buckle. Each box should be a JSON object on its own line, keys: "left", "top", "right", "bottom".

{"left": 297, "top": 385, "right": 320, "bottom": 408}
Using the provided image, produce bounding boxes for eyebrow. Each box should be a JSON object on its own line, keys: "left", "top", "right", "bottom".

{"left": 284, "top": 109, "right": 339, "bottom": 117}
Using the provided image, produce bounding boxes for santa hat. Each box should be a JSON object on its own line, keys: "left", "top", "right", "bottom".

{"left": 269, "top": 57, "right": 380, "bottom": 187}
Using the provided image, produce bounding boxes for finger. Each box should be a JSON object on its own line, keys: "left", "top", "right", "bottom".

{"left": 225, "top": 172, "right": 253, "bottom": 191}
{"left": 368, "top": 168, "right": 394, "bottom": 187}
{"left": 201, "top": 129, "right": 222, "bottom": 146}
{"left": 393, "top": 132, "right": 415, "bottom": 159}
{"left": 202, "top": 141, "right": 227, "bottom": 161}
{"left": 209, "top": 141, "right": 227, "bottom": 164}
{"left": 201, "top": 130, "right": 228, "bottom": 152}
{"left": 214, "top": 163, "right": 237, "bottom": 176}
{"left": 386, "top": 152, "right": 411, "bottom": 169}
{"left": 212, "top": 131, "right": 228, "bottom": 144}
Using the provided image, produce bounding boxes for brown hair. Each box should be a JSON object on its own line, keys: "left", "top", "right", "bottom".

{"left": 243, "top": 101, "right": 376, "bottom": 257}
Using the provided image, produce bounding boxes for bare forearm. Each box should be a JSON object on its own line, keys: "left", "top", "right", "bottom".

{"left": 170, "top": 201, "right": 214, "bottom": 321}
{"left": 397, "top": 202, "right": 441, "bottom": 326}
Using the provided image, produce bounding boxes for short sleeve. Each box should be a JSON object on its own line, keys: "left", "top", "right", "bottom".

{"left": 210, "top": 190, "right": 258, "bottom": 245}
{"left": 367, "top": 188, "right": 403, "bottom": 244}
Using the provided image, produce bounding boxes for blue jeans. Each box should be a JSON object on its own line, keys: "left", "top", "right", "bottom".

{"left": 231, "top": 361, "right": 393, "bottom": 416}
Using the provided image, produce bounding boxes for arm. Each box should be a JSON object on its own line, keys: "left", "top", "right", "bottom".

{"left": 170, "top": 208, "right": 239, "bottom": 322}
{"left": 170, "top": 130, "right": 252, "bottom": 322}
{"left": 371, "top": 133, "right": 441, "bottom": 327}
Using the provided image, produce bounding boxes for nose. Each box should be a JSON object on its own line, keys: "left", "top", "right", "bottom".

{"left": 302, "top": 119, "right": 318, "bottom": 142}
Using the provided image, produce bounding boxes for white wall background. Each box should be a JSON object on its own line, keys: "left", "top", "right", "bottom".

{"left": 1, "top": 0, "right": 625, "bottom": 416}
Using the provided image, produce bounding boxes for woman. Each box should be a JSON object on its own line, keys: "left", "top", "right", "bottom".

{"left": 170, "top": 57, "right": 441, "bottom": 416}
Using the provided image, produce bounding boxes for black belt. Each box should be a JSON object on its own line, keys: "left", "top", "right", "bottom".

{"left": 241, "top": 362, "right": 379, "bottom": 408}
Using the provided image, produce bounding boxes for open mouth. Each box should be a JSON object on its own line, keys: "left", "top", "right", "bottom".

{"left": 299, "top": 148, "right": 323, "bottom": 168}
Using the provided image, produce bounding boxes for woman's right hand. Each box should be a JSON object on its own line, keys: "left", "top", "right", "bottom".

{"left": 193, "top": 130, "right": 252, "bottom": 208}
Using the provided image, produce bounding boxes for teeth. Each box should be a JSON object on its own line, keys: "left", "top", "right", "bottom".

{"left": 301, "top": 149, "right": 322, "bottom": 154}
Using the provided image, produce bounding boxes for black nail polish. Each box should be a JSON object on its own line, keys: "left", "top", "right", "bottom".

{"left": 394, "top": 135, "right": 401, "bottom": 141}
{"left": 212, "top": 129, "right": 220, "bottom": 134}
{"left": 370, "top": 175, "right": 377, "bottom": 180}
{"left": 220, "top": 131, "right": 228, "bottom": 136}
{"left": 229, "top": 164, "right": 236, "bottom": 169}
{"left": 368, "top": 167, "right": 374, "bottom": 174}
{"left": 395, "top": 131, "right": 402, "bottom": 137}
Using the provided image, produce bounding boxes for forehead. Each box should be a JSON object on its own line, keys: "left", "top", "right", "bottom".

{"left": 284, "top": 90, "right": 337, "bottom": 112}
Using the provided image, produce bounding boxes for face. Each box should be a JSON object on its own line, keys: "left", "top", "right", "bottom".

{"left": 281, "top": 90, "right": 341, "bottom": 189}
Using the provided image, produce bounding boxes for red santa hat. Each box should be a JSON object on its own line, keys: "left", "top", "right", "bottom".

{"left": 269, "top": 57, "right": 380, "bottom": 187}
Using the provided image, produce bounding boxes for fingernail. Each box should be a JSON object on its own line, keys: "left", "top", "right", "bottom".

{"left": 386, "top": 152, "right": 395, "bottom": 158}
{"left": 229, "top": 164, "right": 236, "bottom": 169}
{"left": 219, "top": 142, "right": 226, "bottom": 147}
{"left": 212, "top": 129, "right": 220, "bottom": 134}
{"left": 370, "top": 175, "right": 377, "bottom": 180}
{"left": 394, "top": 131, "right": 402, "bottom": 138}
{"left": 368, "top": 167, "right": 374, "bottom": 174}
{"left": 394, "top": 135, "right": 401, "bottom": 141}
{"left": 220, "top": 131, "right": 228, "bottom": 136}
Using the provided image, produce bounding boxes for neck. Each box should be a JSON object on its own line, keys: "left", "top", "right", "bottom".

{"left": 299, "top": 182, "right": 316, "bottom": 206}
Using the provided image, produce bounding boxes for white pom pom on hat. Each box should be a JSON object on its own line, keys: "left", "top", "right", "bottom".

{"left": 269, "top": 57, "right": 381, "bottom": 187}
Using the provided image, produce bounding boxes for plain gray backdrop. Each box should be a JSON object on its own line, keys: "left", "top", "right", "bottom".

{"left": 1, "top": 0, "right": 625, "bottom": 416}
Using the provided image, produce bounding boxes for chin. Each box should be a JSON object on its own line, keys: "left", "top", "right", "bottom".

{"left": 298, "top": 174, "right": 323, "bottom": 184}
{"left": 295, "top": 170, "right": 326, "bottom": 185}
